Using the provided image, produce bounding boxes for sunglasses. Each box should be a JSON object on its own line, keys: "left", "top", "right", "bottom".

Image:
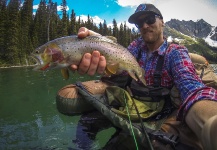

{"left": 135, "top": 14, "right": 161, "bottom": 28}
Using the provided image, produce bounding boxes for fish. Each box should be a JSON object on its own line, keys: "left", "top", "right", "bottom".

{"left": 30, "top": 35, "right": 146, "bottom": 85}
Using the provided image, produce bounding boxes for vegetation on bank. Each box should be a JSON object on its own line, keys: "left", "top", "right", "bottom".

{"left": 164, "top": 26, "right": 217, "bottom": 63}
{"left": 0, "top": 0, "right": 216, "bottom": 67}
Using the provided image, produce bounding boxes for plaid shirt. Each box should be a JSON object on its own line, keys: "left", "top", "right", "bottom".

{"left": 127, "top": 37, "right": 217, "bottom": 121}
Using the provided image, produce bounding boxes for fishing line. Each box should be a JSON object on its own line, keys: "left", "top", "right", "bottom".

{"left": 123, "top": 90, "right": 139, "bottom": 150}
{"left": 126, "top": 86, "right": 154, "bottom": 150}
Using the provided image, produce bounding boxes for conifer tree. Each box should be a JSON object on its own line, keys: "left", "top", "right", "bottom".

{"left": 20, "top": 0, "right": 33, "bottom": 64}
{"left": 69, "top": 9, "right": 76, "bottom": 35}
{"left": 99, "top": 22, "right": 103, "bottom": 35}
{"left": 59, "top": 0, "right": 68, "bottom": 36}
{"left": 35, "top": 0, "right": 49, "bottom": 45}
{"left": 112, "top": 19, "right": 118, "bottom": 38}
{"left": 119, "top": 23, "right": 124, "bottom": 45}
{"left": 102, "top": 20, "right": 108, "bottom": 36}
{"left": 47, "top": 1, "right": 58, "bottom": 40}
{"left": 0, "top": 0, "right": 7, "bottom": 63}
{"left": 6, "top": 0, "right": 20, "bottom": 65}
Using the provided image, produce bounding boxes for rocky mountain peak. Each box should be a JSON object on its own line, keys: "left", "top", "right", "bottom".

{"left": 165, "top": 19, "right": 213, "bottom": 38}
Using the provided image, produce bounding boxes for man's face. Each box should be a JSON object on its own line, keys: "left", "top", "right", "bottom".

{"left": 136, "top": 14, "right": 164, "bottom": 44}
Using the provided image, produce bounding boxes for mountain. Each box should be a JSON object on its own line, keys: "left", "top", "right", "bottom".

{"left": 165, "top": 19, "right": 213, "bottom": 38}
{"left": 163, "top": 19, "right": 217, "bottom": 63}
{"left": 164, "top": 19, "right": 217, "bottom": 48}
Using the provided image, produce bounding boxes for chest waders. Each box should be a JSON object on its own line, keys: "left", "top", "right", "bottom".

{"left": 75, "top": 54, "right": 181, "bottom": 149}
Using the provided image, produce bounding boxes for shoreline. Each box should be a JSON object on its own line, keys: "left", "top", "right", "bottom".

{"left": 0, "top": 65, "right": 36, "bottom": 69}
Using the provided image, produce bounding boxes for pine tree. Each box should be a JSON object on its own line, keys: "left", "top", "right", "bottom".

{"left": 69, "top": 9, "right": 76, "bottom": 35}
{"left": 119, "top": 23, "right": 124, "bottom": 45}
{"left": 47, "top": 1, "right": 58, "bottom": 40}
{"left": 20, "top": 0, "right": 33, "bottom": 65}
{"left": 34, "top": 0, "right": 49, "bottom": 46}
{"left": 59, "top": 0, "right": 68, "bottom": 36}
{"left": 0, "top": 0, "right": 7, "bottom": 64}
{"left": 102, "top": 20, "right": 108, "bottom": 36}
{"left": 6, "top": 0, "right": 21, "bottom": 65}
{"left": 99, "top": 22, "right": 103, "bottom": 35}
{"left": 112, "top": 19, "right": 118, "bottom": 38}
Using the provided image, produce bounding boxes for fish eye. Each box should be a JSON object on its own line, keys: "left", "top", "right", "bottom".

{"left": 35, "top": 50, "right": 39, "bottom": 54}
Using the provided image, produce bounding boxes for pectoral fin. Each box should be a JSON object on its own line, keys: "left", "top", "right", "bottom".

{"left": 104, "top": 68, "right": 112, "bottom": 76}
{"left": 106, "top": 63, "right": 119, "bottom": 74}
{"left": 61, "top": 68, "right": 69, "bottom": 80}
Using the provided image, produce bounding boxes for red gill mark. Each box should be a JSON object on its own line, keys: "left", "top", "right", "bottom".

{"left": 40, "top": 63, "right": 50, "bottom": 71}
{"left": 47, "top": 47, "right": 64, "bottom": 62}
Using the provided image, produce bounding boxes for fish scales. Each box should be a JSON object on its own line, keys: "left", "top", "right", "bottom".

{"left": 31, "top": 35, "right": 146, "bottom": 85}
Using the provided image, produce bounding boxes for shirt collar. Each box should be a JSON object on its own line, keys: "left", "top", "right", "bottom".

{"left": 158, "top": 39, "right": 168, "bottom": 56}
{"left": 139, "top": 37, "right": 168, "bottom": 56}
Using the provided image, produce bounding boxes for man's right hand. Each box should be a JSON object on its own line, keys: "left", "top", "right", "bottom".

{"left": 70, "top": 27, "right": 106, "bottom": 76}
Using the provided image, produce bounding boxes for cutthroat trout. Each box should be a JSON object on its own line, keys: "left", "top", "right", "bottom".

{"left": 31, "top": 35, "right": 146, "bottom": 85}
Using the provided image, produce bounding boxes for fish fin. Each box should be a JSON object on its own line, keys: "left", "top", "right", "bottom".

{"left": 136, "top": 69, "right": 146, "bottom": 86}
{"left": 61, "top": 68, "right": 69, "bottom": 80}
{"left": 128, "top": 71, "right": 138, "bottom": 82}
{"left": 105, "top": 36, "right": 118, "bottom": 43}
{"left": 104, "top": 68, "right": 113, "bottom": 76}
{"left": 106, "top": 63, "right": 119, "bottom": 74}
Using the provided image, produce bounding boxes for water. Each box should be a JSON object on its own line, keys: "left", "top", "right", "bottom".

{"left": 0, "top": 67, "right": 115, "bottom": 150}
{"left": 1, "top": 65, "right": 217, "bottom": 150}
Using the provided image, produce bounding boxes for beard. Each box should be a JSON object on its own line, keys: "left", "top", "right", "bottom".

{"left": 141, "top": 29, "right": 162, "bottom": 44}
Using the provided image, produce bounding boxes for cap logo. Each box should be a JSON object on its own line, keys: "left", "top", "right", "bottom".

{"left": 135, "top": 4, "right": 146, "bottom": 13}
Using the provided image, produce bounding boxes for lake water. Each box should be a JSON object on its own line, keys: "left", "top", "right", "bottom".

{"left": 0, "top": 67, "right": 116, "bottom": 150}
{"left": 1, "top": 65, "right": 217, "bottom": 150}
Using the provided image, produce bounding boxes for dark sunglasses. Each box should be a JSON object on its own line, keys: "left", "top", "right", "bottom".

{"left": 135, "top": 14, "right": 161, "bottom": 28}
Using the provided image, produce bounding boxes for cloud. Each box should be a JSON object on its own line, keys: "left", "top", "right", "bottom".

{"left": 76, "top": 15, "right": 104, "bottom": 24}
{"left": 33, "top": 5, "right": 39, "bottom": 10}
{"left": 77, "top": 15, "right": 136, "bottom": 30}
{"left": 33, "top": 4, "right": 70, "bottom": 12}
{"left": 116, "top": 0, "right": 155, "bottom": 7}
{"left": 107, "top": 21, "right": 137, "bottom": 30}
{"left": 57, "top": 5, "right": 70, "bottom": 11}
{"left": 157, "top": 0, "right": 217, "bottom": 26}
{"left": 116, "top": 0, "right": 217, "bottom": 26}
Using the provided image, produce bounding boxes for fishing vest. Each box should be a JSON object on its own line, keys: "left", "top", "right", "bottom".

{"left": 101, "top": 54, "right": 173, "bottom": 121}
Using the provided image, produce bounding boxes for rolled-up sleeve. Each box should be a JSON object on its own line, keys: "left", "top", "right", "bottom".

{"left": 168, "top": 46, "right": 217, "bottom": 121}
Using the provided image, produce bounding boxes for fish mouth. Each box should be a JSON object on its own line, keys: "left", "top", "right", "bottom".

{"left": 29, "top": 54, "right": 48, "bottom": 71}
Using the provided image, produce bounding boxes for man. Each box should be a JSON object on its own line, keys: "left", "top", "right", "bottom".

{"left": 71, "top": 4, "right": 217, "bottom": 150}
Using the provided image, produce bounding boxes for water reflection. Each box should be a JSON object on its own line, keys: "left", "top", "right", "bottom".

{"left": 0, "top": 67, "right": 113, "bottom": 149}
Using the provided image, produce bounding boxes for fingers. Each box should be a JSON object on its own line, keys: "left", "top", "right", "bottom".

{"left": 78, "top": 53, "right": 92, "bottom": 74}
{"left": 77, "top": 27, "right": 89, "bottom": 38}
{"left": 97, "top": 56, "right": 106, "bottom": 74}
{"left": 77, "top": 51, "right": 106, "bottom": 76}
{"left": 77, "top": 27, "right": 101, "bottom": 39}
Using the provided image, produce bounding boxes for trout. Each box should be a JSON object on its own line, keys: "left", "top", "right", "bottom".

{"left": 30, "top": 35, "right": 146, "bottom": 85}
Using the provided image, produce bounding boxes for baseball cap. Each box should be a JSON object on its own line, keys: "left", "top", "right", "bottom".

{"left": 128, "top": 4, "right": 163, "bottom": 24}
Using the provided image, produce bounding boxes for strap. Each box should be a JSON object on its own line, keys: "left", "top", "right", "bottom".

{"left": 153, "top": 55, "right": 164, "bottom": 87}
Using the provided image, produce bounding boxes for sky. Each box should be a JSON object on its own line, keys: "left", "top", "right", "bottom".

{"left": 32, "top": 0, "right": 217, "bottom": 29}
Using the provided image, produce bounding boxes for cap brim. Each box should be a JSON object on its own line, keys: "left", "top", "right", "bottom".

{"left": 128, "top": 11, "right": 155, "bottom": 24}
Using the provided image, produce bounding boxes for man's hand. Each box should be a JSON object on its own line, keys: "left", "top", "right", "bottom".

{"left": 70, "top": 27, "right": 106, "bottom": 75}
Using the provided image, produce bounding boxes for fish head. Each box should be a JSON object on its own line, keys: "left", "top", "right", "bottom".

{"left": 30, "top": 43, "right": 65, "bottom": 71}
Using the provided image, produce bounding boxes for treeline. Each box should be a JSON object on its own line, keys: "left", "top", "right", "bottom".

{"left": 0, "top": 0, "right": 139, "bottom": 67}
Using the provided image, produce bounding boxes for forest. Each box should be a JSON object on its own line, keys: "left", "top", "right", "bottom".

{"left": 0, "top": 0, "right": 216, "bottom": 67}
{"left": 0, "top": 0, "right": 140, "bottom": 67}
